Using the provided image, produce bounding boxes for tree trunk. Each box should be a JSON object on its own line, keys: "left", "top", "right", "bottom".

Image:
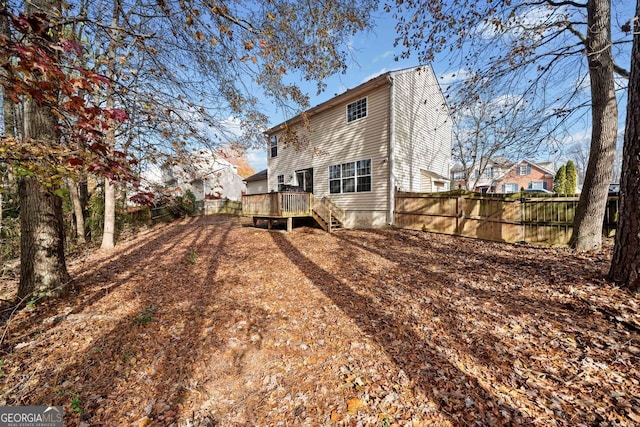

{"left": 608, "top": 0, "right": 640, "bottom": 291}
{"left": 79, "top": 173, "right": 90, "bottom": 241}
{"left": 18, "top": 177, "right": 70, "bottom": 299}
{"left": 68, "top": 178, "right": 86, "bottom": 244}
{"left": 569, "top": 0, "right": 618, "bottom": 251}
{"left": 18, "top": 0, "right": 70, "bottom": 300}
{"left": 100, "top": 0, "right": 120, "bottom": 250}
{"left": 101, "top": 178, "right": 116, "bottom": 249}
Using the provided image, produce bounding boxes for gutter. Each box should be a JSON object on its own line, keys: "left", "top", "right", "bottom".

{"left": 387, "top": 74, "right": 396, "bottom": 225}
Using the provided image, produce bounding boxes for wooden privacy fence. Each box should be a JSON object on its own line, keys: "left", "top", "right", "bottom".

{"left": 204, "top": 199, "right": 242, "bottom": 215}
{"left": 395, "top": 191, "right": 619, "bottom": 245}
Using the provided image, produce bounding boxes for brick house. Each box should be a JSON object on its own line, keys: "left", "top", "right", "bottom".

{"left": 451, "top": 159, "right": 555, "bottom": 193}
{"left": 494, "top": 160, "right": 555, "bottom": 193}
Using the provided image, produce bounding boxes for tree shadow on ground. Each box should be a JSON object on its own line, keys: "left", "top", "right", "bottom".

{"left": 2, "top": 216, "right": 274, "bottom": 425}
{"left": 325, "top": 229, "right": 633, "bottom": 423}
{"left": 0, "top": 217, "right": 203, "bottom": 348}
{"left": 270, "top": 231, "right": 532, "bottom": 425}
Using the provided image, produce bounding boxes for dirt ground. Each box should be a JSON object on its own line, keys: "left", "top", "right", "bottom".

{"left": 1, "top": 215, "right": 639, "bottom": 426}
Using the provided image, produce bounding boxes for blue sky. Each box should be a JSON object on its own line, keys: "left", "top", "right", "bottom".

{"left": 244, "top": 4, "right": 634, "bottom": 172}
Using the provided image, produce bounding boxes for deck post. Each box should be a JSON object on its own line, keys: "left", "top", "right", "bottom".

{"left": 286, "top": 217, "right": 292, "bottom": 232}
{"left": 276, "top": 193, "right": 282, "bottom": 216}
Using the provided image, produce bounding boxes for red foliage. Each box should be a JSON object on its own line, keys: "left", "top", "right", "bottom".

{"left": 0, "top": 9, "right": 133, "bottom": 184}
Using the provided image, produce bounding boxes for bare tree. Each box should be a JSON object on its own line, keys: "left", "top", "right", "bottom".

{"left": 388, "top": 0, "right": 631, "bottom": 250}
{"left": 451, "top": 88, "right": 556, "bottom": 190}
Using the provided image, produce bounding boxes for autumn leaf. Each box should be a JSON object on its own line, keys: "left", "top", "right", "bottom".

{"left": 346, "top": 398, "right": 365, "bottom": 414}
{"left": 330, "top": 411, "right": 344, "bottom": 422}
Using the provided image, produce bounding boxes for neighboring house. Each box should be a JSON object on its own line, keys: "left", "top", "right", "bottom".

{"left": 161, "top": 152, "right": 246, "bottom": 201}
{"left": 451, "top": 157, "right": 513, "bottom": 192}
{"left": 494, "top": 160, "right": 555, "bottom": 193}
{"left": 265, "top": 66, "right": 452, "bottom": 228}
{"left": 244, "top": 169, "right": 268, "bottom": 195}
{"left": 452, "top": 158, "right": 555, "bottom": 193}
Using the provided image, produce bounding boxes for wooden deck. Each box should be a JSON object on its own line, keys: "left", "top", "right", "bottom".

{"left": 242, "top": 192, "right": 311, "bottom": 217}
{"left": 242, "top": 192, "right": 344, "bottom": 232}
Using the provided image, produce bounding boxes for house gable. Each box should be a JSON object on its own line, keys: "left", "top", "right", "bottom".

{"left": 391, "top": 66, "right": 452, "bottom": 194}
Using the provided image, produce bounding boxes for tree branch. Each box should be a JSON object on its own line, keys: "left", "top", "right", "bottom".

{"left": 543, "top": 0, "right": 587, "bottom": 8}
{"left": 613, "top": 63, "right": 630, "bottom": 79}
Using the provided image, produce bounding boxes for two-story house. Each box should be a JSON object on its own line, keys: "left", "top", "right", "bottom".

{"left": 260, "top": 66, "right": 452, "bottom": 229}
{"left": 494, "top": 160, "right": 555, "bottom": 193}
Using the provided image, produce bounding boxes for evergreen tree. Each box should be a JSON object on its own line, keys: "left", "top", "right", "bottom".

{"left": 565, "top": 160, "right": 578, "bottom": 195}
{"left": 554, "top": 165, "right": 567, "bottom": 194}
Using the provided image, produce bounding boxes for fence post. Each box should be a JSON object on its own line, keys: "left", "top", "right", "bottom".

{"left": 519, "top": 196, "right": 525, "bottom": 242}
{"left": 456, "top": 195, "right": 464, "bottom": 235}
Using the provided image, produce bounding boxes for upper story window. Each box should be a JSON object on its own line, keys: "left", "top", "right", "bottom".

{"left": 519, "top": 164, "right": 531, "bottom": 175}
{"left": 347, "top": 98, "right": 367, "bottom": 123}
{"left": 329, "top": 159, "right": 371, "bottom": 194}
{"left": 277, "top": 174, "right": 284, "bottom": 191}
{"left": 482, "top": 167, "right": 494, "bottom": 178}
{"left": 452, "top": 171, "right": 466, "bottom": 181}
{"left": 269, "top": 135, "right": 278, "bottom": 158}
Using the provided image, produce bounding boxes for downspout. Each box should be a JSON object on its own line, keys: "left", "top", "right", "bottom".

{"left": 387, "top": 75, "right": 396, "bottom": 225}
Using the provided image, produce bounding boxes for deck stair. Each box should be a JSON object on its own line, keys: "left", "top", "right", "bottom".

{"left": 311, "top": 195, "right": 344, "bottom": 233}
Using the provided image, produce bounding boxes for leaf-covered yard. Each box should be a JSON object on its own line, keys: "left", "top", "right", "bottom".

{"left": 1, "top": 215, "right": 639, "bottom": 426}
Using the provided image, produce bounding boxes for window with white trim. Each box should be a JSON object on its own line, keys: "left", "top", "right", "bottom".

{"left": 452, "top": 171, "right": 466, "bottom": 181}
{"left": 530, "top": 181, "right": 545, "bottom": 190}
{"left": 482, "top": 166, "right": 494, "bottom": 178}
{"left": 277, "top": 174, "right": 284, "bottom": 191}
{"left": 329, "top": 159, "right": 371, "bottom": 194}
{"left": 518, "top": 164, "right": 531, "bottom": 175}
{"left": 347, "top": 98, "right": 367, "bottom": 123}
{"left": 270, "top": 135, "right": 278, "bottom": 158}
{"left": 502, "top": 183, "right": 518, "bottom": 193}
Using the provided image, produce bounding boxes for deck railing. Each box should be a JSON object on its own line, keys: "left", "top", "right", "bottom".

{"left": 242, "top": 192, "right": 311, "bottom": 217}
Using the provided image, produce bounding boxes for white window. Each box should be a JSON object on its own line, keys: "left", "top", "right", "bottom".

{"left": 482, "top": 167, "right": 494, "bottom": 178}
{"left": 270, "top": 135, "right": 277, "bottom": 158}
{"left": 347, "top": 98, "right": 367, "bottom": 123}
{"left": 329, "top": 159, "right": 371, "bottom": 194}
{"left": 502, "top": 183, "right": 518, "bottom": 193}
{"left": 519, "top": 164, "right": 531, "bottom": 175}
{"left": 530, "top": 181, "right": 544, "bottom": 190}
{"left": 277, "top": 174, "right": 284, "bottom": 191}
{"left": 452, "top": 172, "right": 466, "bottom": 181}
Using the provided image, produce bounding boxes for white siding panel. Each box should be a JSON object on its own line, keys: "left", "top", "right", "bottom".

{"left": 392, "top": 68, "right": 452, "bottom": 193}
{"left": 246, "top": 179, "right": 268, "bottom": 195}
{"left": 268, "top": 84, "right": 391, "bottom": 223}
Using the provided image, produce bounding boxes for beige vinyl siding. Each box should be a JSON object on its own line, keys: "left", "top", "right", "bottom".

{"left": 268, "top": 84, "right": 391, "bottom": 226}
{"left": 392, "top": 67, "right": 452, "bottom": 193}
